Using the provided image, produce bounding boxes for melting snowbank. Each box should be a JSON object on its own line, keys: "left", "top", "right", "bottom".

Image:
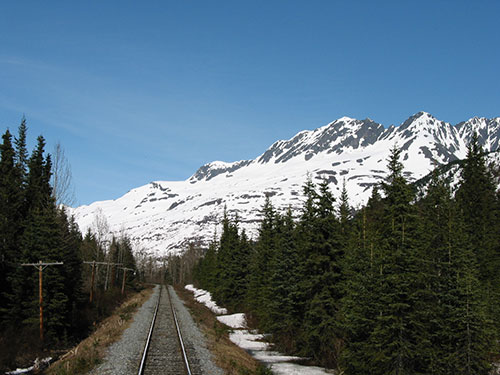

{"left": 5, "top": 357, "right": 52, "bottom": 374}
{"left": 185, "top": 284, "right": 228, "bottom": 314}
{"left": 229, "top": 329, "right": 269, "bottom": 351}
{"left": 217, "top": 313, "right": 247, "bottom": 329}
{"left": 185, "top": 285, "right": 334, "bottom": 374}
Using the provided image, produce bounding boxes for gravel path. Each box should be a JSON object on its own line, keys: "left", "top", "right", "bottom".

{"left": 88, "top": 285, "right": 223, "bottom": 375}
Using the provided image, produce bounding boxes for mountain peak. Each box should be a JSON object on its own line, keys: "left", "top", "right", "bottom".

{"left": 398, "top": 111, "right": 445, "bottom": 131}
{"left": 189, "top": 159, "right": 253, "bottom": 182}
{"left": 257, "top": 116, "right": 386, "bottom": 164}
{"left": 336, "top": 116, "right": 356, "bottom": 123}
{"left": 408, "top": 111, "right": 437, "bottom": 123}
{"left": 415, "top": 111, "right": 433, "bottom": 118}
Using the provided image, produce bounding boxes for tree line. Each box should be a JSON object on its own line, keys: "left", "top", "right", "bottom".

{"left": 193, "top": 135, "right": 500, "bottom": 374}
{"left": 0, "top": 119, "right": 139, "bottom": 370}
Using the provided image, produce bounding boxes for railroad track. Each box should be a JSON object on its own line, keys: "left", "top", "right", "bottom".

{"left": 138, "top": 285, "right": 200, "bottom": 375}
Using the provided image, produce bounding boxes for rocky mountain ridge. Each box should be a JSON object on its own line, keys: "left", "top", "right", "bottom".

{"left": 70, "top": 112, "right": 500, "bottom": 257}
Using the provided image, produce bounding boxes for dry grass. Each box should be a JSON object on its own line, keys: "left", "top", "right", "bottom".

{"left": 174, "top": 286, "right": 270, "bottom": 375}
{"left": 44, "top": 286, "right": 153, "bottom": 375}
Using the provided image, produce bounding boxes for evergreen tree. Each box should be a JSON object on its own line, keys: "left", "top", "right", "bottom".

{"left": 56, "top": 209, "right": 83, "bottom": 331}
{"left": 194, "top": 238, "right": 218, "bottom": 291}
{"left": 10, "top": 134, "right": 81, "bottom": 342}
{"left": 415, "top": 171, "right": 492, "bottom": 374}
{"left": 456, "top": 132, "right": 500, "bottom": 334}
{"left": 412, "top": 171, "right": 453, "bottom": 373}
{"left": 14, "top": 116, "right": 28, "bottom": 177}
{"left": 0, "top": 120, "right": 90, "bottom": 348}
{"left": 340, "top": 184, "right": 387, "bottom": 374}
{"left": 300, "top": 179, "right": 343, "bottom": 367}
{"left": 0, "top": 130, "right": 24, "bottom": 326}
{"left": 293, "top": 177, "right": 318, "bottom": 322}
{"left": 108, "top": 236, "right": 120, "bottom": 287}
{"left": 118, "top": 235, "right": 137, "bottom": 289}
{"left": 455, "top": 132, "right": 497, "bottom": 274}
{"left": 247, "top": 197, "right": 278, "bottom": 326}
{"left": 338, "top": 178, "right": 352, "bottom": 253}
{"left": 17, "top": 204, "right": 68, "bottom": 340}
{"left": 338, "top": 179, "right": 351, "bottom": 225}
{"left": 233, "top": 229, "right": 252, "bottom": 308}
{"left": 369, "top": 145, "right": 418, "bottom": 374}
{"left": 267, "top": 208, "right": 301, "bottom": 352}
{"left": 25, "top": 136, "right": 51, "bottom": 213}
{"left": 213, "top": 209, "right": 243, "bottom": 308}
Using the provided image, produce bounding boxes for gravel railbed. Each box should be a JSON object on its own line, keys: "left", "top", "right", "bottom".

{"left": 89, "top": 285, "right": 160, "bottom": 375}
{"left": 88, "top": 285, "right": 223, "bottom": 375}
{"left": 168, "top": 285, "right": 224, "bottom": 375}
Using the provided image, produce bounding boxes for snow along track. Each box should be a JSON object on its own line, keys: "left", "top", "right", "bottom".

{"left": 138, "top": 285, "right": 201, "bottom": 375}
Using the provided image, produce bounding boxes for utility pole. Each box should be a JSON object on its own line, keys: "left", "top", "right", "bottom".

{"left": 83, "top": 261, "right": 122, "bottom": 302}
{"left": 120, "top": 267, "right": 135, "bottom": 295}
{"left": 83, "top": 261, "right": 97, "bottom": 303}
{"left": 21, "top": 260, "right": 63, "bottom": 342}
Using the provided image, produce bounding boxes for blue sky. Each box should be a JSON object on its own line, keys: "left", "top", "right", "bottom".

{"left": 1, "top": 1, "right": 499, "bottom": 206}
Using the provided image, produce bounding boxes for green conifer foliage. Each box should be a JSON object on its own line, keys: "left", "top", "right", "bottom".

{"left": 57, "top": 209, "right": 84, "bottom": 330}
{"left": 410, "top": 170, "right": 491, "bottom": 374}
{"left": 431, "top": 173, "right": 490, "bottom": 373}
{"left": 412, "top": 171, "right": 454, "bottom": 373}
{"left": 456, "top": 133, "right": 497, "bottom": 267}
{"left": 338, "top": 178, "right": 352, "bottom": 241}
{"left": 266, "top": 208, "right": 303, "bottom": 352}
{"left": 233, "top": 230, "right": 252, "bottom": 308}
{"left": 25, "top": 136, "right": 51, "bottom": 213}
{"left": 191, "top": 142, "right": 499, "bottom": 373}
{"left": 0, "top": 130, "right": 24, "bottom": 326}
{"left": 107, "top": 236, "right": 120, "bottom": 287}
{"left": 340, "top": 185, "right": 386, "bottom": 374}
{"left": 247, "top": 197, "right": 278, "bottom": 327}
{"left": 456, "top": 132, "right": 500, "bottom": 335}
{"left": 368, "top": 145, "right": 419, "bottom": 374}
{"left": 213, "top": 209, "right": 245, "bottom": 309}
{"left": 300, "top": 180, "right": 343, "bottom": 367}
{"left": 0, "top": 121, "right": 85, "bottom": 344}
{"left": 14, "top": 117, "right": 28, "bottom": 177}
{"left": 194, "top": 239, "right": 218, "bottom": 291}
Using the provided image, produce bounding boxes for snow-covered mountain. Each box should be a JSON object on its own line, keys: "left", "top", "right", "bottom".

{"left": 70, "top": 112, "right": 500, "bottom": 257}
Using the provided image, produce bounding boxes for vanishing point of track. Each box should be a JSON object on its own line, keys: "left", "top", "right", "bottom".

{"left": 138, "top": 285, "right": 196, "bottom": 375}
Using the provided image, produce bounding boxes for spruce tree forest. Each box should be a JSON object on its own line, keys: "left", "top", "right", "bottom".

{"left": 191, "top": 135, "right": 500, "bottom": 374}
{"left": 0, "top": 119, "right": 145, "bottom": 371}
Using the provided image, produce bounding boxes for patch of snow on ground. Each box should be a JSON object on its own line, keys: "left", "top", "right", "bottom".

{"left": 185, "top": 284, "right": 228, "bottom": 314}
{"left": 6, "top": 357, "right": 52, "bottom": 374}
{"left": 270, "top": 363, "right": 335, "bottom": 375}
{"left": 186, "top": 285, "right": 334, "bottom": 374}
{"left": 253, "top": 351, "right": 302, "bottom": 363}
{"left": 217, "top": 313, "right": 247, "bottom": 328}
{"left": 229, "top": 330, "right": 270, "bottom": 351}
{"left": 232, "top": 332, "right": 333, "bottom": 374}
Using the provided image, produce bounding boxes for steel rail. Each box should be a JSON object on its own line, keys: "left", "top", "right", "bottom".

{"left": 167, "top": 286, "right": 193, "bottom": 375}
{"left": 137, "top": 285, "right": 162, "bottom": 375}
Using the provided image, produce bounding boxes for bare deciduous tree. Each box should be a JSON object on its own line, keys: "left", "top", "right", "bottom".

{"left": 51, "top": 142, "right": 76, "bottom": 207}
{"left": 92, "top": 208, "right": 110, "bottom": 258}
